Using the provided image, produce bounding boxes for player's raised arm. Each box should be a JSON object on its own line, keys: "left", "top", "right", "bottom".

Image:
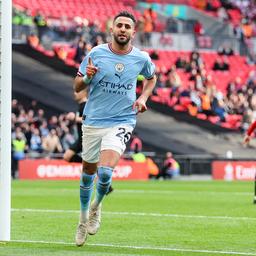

{"left": 74, "top": 56, "right": 98, "bottom": 92}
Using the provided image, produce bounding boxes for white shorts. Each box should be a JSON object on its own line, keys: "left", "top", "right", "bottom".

{"left": 81, "top": 124, "right": 134, "bottom": 163}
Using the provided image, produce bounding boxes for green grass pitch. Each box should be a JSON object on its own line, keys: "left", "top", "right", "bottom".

{"left": 1, "top": 180, "right": 256, "bottom": 256}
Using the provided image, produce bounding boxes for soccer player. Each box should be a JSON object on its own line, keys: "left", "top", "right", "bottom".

{"left": 63, "top": 90, "right": 87, "bottom": 163}
{"left": 243, "top": 120, "right": 256, "bottom": 145}
{"left": 73, "top": 11, "right": 156, "bottom": 246}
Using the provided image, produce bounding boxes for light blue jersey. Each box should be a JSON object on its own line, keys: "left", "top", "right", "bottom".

{"left": 78, "top": 43, "right": 155, "bottom": 128}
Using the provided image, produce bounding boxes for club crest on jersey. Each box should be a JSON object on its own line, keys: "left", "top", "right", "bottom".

{"left": 115, "top": 63, "right": 125, "bottom": 73}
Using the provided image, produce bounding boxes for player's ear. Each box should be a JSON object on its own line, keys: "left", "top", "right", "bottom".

{"left": 131, "top": 29, "right": 136, "bottom": 39}
{"left": 110, "top": 26, "right": 113, "bottom": 35}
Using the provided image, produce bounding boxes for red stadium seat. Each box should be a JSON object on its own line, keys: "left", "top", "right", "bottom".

{"left": 196, "top": 113, "right": 207, "bottom": 120}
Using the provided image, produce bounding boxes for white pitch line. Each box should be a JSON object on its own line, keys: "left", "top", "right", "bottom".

{"left": 12, "top": 189, "right": 252, "bottom": 196}
{"left": 116, "top": 190, "right": 252, "bottom": 196}
{"left": 11, "top": 239, "right": 256, "bottom": 256}
{"left": 11, "top": 208, "right": 256, "bottom": 221}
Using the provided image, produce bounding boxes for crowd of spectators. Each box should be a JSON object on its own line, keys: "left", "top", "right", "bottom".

{"left": 22, "top": 18, "right": 256, "bottom": 133}
{"left": 11, "top": 99, "right": 79, "bottom": 177}
{"left": 13, "top": 1, "right": 256, "bottom": 67}
{"left": 152, "top": 49, "right": 256, "bottom": 130}
{"left": 12, "top": 4, "right": 256, "bottom": 129}
{"left": 13, "top": 5, "right": 160, "bottom": 49}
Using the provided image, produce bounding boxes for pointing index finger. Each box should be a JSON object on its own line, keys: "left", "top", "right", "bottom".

{"left": 88, "top": 56, "right": 93, "bottom": 66}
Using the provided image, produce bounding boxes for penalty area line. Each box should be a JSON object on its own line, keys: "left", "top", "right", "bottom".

{"left": 11, "top": 239, "right": 256, "bottom": 256}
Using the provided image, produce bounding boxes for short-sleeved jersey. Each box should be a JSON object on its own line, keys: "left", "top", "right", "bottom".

{"left": 77, "top": 43, "right": 155, "bottom": 128}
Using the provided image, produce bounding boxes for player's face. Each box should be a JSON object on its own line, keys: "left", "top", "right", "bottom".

{"left": 111, "top": 17, "right": 135, "bottom": 46}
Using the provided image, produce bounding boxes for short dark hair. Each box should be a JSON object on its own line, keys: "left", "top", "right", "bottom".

{"left": 114, "top": 11, "right": 136, "bottom": 24}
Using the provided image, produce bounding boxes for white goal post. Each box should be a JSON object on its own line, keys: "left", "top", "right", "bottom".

{"left": 0, "top": 0, "right": 12, "bottom": 241}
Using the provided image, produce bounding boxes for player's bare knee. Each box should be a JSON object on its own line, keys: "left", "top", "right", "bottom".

{"left": 63, "top": 149, "right": 74, "bottom": 162}
{"left": 82, "top": 161, "right": 97, "bottom": 175}
{"left": 99, "top": 150, "right": 121, "bottom": 168}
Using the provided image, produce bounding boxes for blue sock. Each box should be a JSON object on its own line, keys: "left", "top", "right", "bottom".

{"left": 94, "top": 166, "right": 113, "bottom": 207}
{"left": 80, "top": 172, "right": 96, "bottom": 222}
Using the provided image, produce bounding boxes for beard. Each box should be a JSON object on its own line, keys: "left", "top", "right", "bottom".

{"left": 113, "top": 33, "right": 131, "bottom": 46}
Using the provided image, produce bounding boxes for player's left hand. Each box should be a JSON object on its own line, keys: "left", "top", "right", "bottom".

{"left": 132, "top": 97, "right": 147, "bottom": 113}
{"left": 243, "top": 135, "right": 251, "bottom": 145}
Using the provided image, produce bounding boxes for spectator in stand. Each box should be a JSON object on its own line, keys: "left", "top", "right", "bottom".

{"left": 143, "top": 7, "right": 156, "bottom": 46}
{"left": 33, "top": 10, "right": 47, "bottom": 41}
{"left": 21, "top": 123, "right": 32, "bottom": 149}
{"left": 147, "top": 157, "right": 159, "bottom": 179}
{"left": 217, "top": 7, "right": 229, "bottom": 22}
{"left": 206, "top": 0, "right": 221, "bottom": 11}
{"left": 105, "top": 16, "right": 113, "bottom": 34}
{"left": 48, "top": 115, "right": 59, "bottom": 130}
{"left": 12, "top": 131, "right": 27, "bottom": 178}
{"left": 17, "top": 108, "right": 27, "bottom": 123}
{"left": 166, "top": 17, "right": 178, "bottom": 33}
{"left": 247, "top": 70, "right": 256, "bottom": 86}
{"left": 195, "top": 0, "right": 207, "bottom": 10}
{"left": 12, "top": 99, "right": 20, "bottom": 116}
{"left": 247, "top": 51, "right": 256, "bottom": 65}
{"left": 74, "top": 38, "right": 87, "bottom": 63}
{"left": 129, "top": 132, "right": 143, "bottom": 153}
{"left": 34, "top": 108, "right": 46, "bottom": 127}
{"left": 212, "top": 94, "right": 228, "bottom": 121}
{"left": 190, "top": 88, "right": 202, "bottom": 113}
{"left": 89, "top": 20, "right": 106, "bottom": 47}
{"left": 200, "top": 90, "right": 214, "bottom": 116}
{"left": 131, "top": 144, "right": 146, "bottom": 163}
{"left": 30, "top": 127, "right": 43, "bottom": 154}
{"left": 186, "top": 60, "right": 197, "bottom": 73}
{"left": 213, "top": 57, "right": 230, "bottom": 71}
{"left": 61, "top": 127, "right": 76, "bottom": 151}
{"left": 193, "top": 20, "right": 204, "bottom": 36}
{"left": 165, "top": 66, "right": 182, "bottom": 91}
{"left": 241, "top": 18, "right": 253, "bottom": 39}
{"left": 217, "top": 43, "right": 234, "bottom": 56}
{"left": 42, "top": 128, "right": 63, "bottom": 154}
{"left": 190, "top": 50, "right": 203, "bottom": 67}
{"left": 154, "top": 72, "right": 166, "bottom": 91}
{"left": 26, "top": 109, "right": 36, "bottom": 125}
{"left": 195, "top": 73, "right": 204, "bottom": 90}
{"left": 233, "top": 76, "right": 243, "bottom": 91}
{"left": 136, "top": 16, "right": 146, "bottom": 45}
{"left": 39, "top": 120, "right": 49, "bottom": 137}
{"left": 189, "top": 68, "right": 198, "bottom": 81}
{"left": 149, "top": 50, "right": 159, "bottom": 60}
{"left": 55, "top": 46, "right": 68, "bottom": 60}
{"left": 27, "top": 33, "right": 40, "bottom": 48}
{"left": 156, "top": 152, "right": 180, "bottom": 180}
{"left": 175, "top": 57, "right": 188, "bottom": 69}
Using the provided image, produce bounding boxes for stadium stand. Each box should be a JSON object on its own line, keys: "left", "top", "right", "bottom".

{"left": 13, "top": 0, "right": 139, "bottom": 23}
{"left": 12, "top": 0, "right": 256, "bottom": 131}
